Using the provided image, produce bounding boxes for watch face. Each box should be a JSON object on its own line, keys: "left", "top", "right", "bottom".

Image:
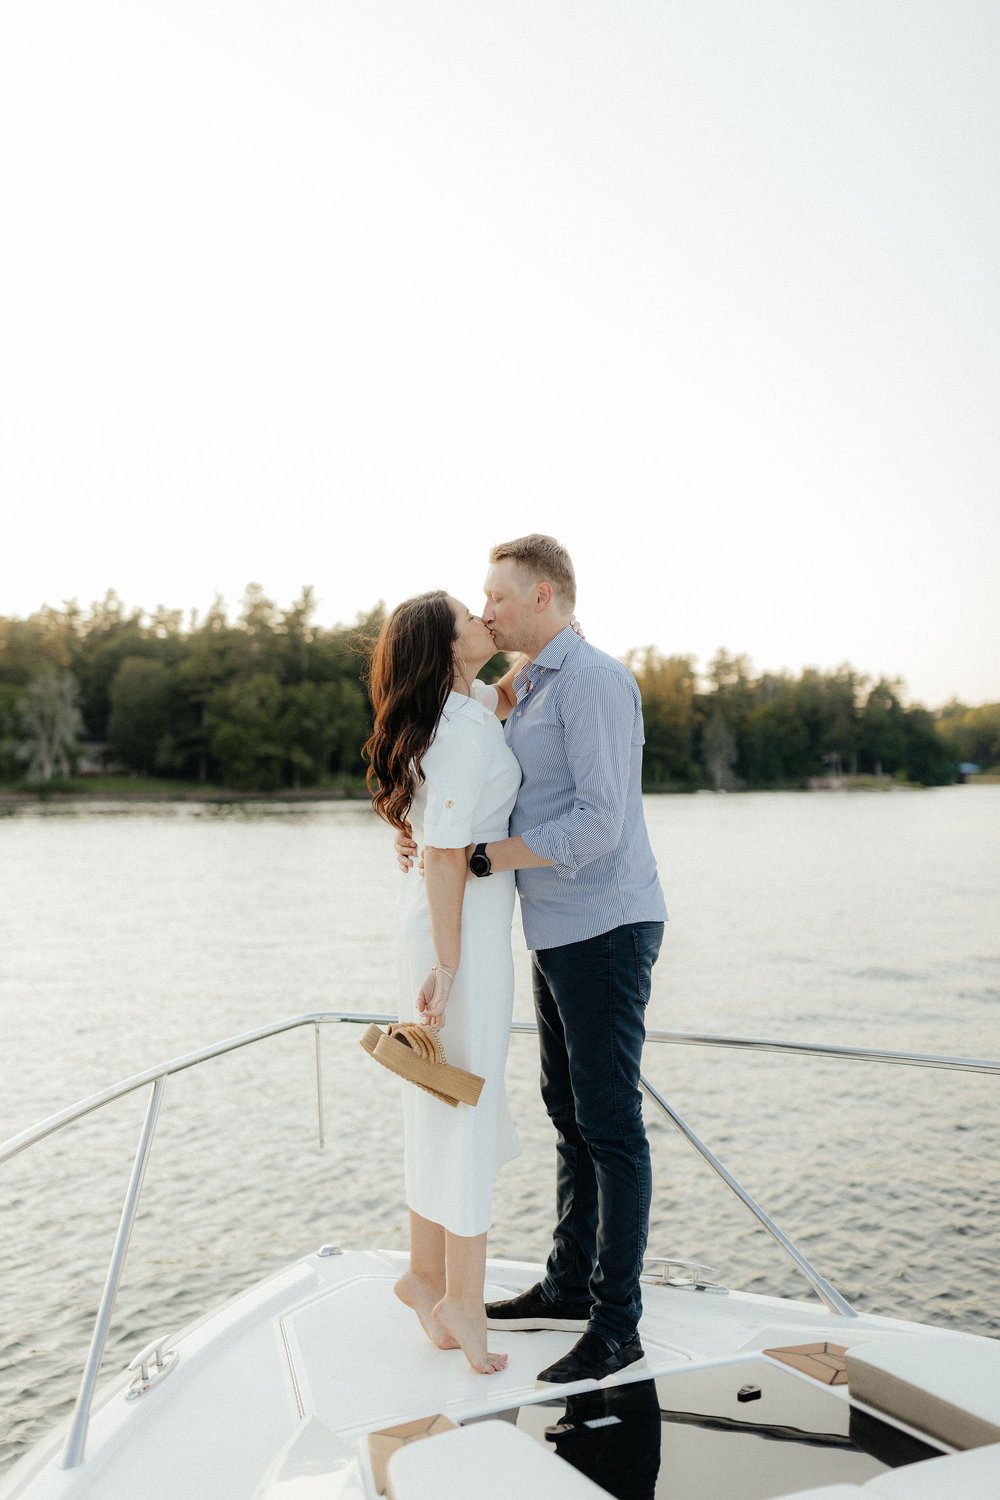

{"left": 471, "top": 853, "right": 491, "bottom": 876}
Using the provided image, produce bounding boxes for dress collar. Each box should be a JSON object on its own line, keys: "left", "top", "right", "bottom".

{"left": 444, "top": 687, "right": 490, "bottom": 719}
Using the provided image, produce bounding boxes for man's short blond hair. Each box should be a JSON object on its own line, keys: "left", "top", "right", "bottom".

{"left": 489, "top": 534, "right": 576, "bottom": 611}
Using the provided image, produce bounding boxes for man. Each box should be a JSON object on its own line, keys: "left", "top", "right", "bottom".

{"left": 400, "top": 534, "right": 667, "bottom": 1384}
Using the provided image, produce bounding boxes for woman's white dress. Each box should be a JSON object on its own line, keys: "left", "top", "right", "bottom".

{"left": 398, "top": 680, "right": 522, "bottom": 1236}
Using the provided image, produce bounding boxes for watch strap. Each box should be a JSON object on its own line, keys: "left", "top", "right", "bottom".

{"left": 470, "top": 841, "right": 492, "bottom": 876}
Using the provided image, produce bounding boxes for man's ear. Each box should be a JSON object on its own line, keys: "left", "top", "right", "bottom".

{"left": 536, "top": 581, "right": 553, "bottom": 610}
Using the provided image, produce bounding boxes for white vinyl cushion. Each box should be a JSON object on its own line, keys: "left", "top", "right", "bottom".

{"left": 865, "top": 1442, "right": 1000, "bottom": 1498}
{"left": 846, "top": 1335, "right": 1000, "bottom": 1450}
{"left": 761, "top": 1444, "right": 1000, "bottom": 1500}
{"left": 252, "top": 1416, "right": 365, "bottom": 1498}
{"left": 766, "top": 1489, "right": 864, "bottom": 1499}
{"left": 386, "top": 1420, "right": 609, "bottom": 1500}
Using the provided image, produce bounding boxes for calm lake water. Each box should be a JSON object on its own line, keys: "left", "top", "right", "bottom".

{"left": 1, "top": 787, "right": 999, "bottom": 1471}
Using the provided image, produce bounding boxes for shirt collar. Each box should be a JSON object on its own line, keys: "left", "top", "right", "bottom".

{"left": 533, "top": 624, "right": 581, "bottom": 672}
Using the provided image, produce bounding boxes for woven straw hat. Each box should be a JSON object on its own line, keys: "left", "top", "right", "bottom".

{"left": 360, "top": 1022, "right": 485, "bottom": 1109}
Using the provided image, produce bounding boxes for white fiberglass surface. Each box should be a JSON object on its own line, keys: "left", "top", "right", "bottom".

{"left": 283, "top": 1272, "right": 686, "bottom": 1435}
{"left": 0, "top": 1249, "right": 970, "bottom": 1500}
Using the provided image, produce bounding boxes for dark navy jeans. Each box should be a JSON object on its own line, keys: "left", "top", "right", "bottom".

{"left": 533, "top": 920, "right": 664, "bottom": 1346}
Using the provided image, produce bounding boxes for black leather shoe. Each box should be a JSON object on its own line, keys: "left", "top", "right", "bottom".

{"left": 536, "top": 1331, "right": 645, "bottom": 1385}
{"left": 485, "top": 1281, "right": 592, "bottom": 1332}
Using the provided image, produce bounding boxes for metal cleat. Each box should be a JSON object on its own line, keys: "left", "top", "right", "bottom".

{"left": 641, "top": 1256, "right": 728, "bottom": 1293}
{"left": 126, "top": 1335, "right": 178, "bottom": 1399}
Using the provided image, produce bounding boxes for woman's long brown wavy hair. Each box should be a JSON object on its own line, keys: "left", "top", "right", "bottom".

{"left": 362, "top": 590, "right": 458, "bottom": 830}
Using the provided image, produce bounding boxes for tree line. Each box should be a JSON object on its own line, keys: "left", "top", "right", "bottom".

{"left": 1, "top": 589, "right": 997, "bottom": 792}
{"left": 627, "top": 648, "right": 997, "bottom": 790}
{"left": 0, "top": 588, "right": 374, "bottom": 792}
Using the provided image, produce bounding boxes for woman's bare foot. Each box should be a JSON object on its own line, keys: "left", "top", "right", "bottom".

{"left": 394, "top": 1272, "right": 460, "bottom": 1349}
{"left": 433, "top": 1294, "right": 508, "bottom": 1374}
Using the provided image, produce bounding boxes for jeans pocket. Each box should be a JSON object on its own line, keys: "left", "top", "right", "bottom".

{"left": 632, "top": 924, "right": 662, "bottom": 1006}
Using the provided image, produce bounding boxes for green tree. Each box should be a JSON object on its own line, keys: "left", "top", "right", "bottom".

{"left": 902, "top": 707, "right": 956, "bottom": 786}
{"left": 107, "top": 657, "right": 176, "bottom": 774}
{"left": 706, "top": 650, "right": 755, "bottom": 712}
{"left": 699, "top": 649, "right": 755, "bottom": 785}
{"left": 822, "top": 666, "right": 864, "bottom": 776}
{"left": 16, "top": 670, "right": 83, "bottom": 780}
{"left": 743, "top": 684, "right": 813, "bottom": 785}
{"left": 859, "top": 678, "right": 908, "bottom": 776}
{"left": 702, "top": 708, "right": 739, "bottom": 790}
{"left": 176, "top": 600, "right": 232, "bottom": 780}
{"left": 175, "top": 597, "right": 243, "bottom": 781}
{"left": 279, "top": 587, "right": 318, "bottom": 685}
{"left": 967, "top": 704, "right": 1000, "bottom": 766}
{"left": 936, "top": 701, "right": 1000, "bottom": 770}
{"left": 71, "top": 591, "right": 181, "bottom": 740}
{"left": 0, "top": 617, "right": 60, "bottom": 774}
{"left": 625, "top": 648, "right": 700, "bottom": 787}
{"left": 276, "top": 680, "right": 340, "bottom": 787}
{"left": 231, "top": 583, "right": 282, "bottom": 679}
{"left": 206, "top": 673, "right": 285, "bottom": 790}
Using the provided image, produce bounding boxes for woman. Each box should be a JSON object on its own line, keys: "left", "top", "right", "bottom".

{"left": 364, "top": 590, "right": 523, "bottom": 1374}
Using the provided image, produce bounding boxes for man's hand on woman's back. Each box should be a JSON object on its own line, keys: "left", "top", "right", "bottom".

{"left": 394, "top": 824, "right": 421, "bottom": 873}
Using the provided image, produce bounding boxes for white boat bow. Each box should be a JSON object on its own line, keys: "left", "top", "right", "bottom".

{"left": 2, "top": 1014, "right": 999, "bottom": 1500}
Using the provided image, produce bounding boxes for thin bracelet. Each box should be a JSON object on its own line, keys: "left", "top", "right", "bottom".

{"left": 434, "top": 965, "right": 455, "bottom": 980}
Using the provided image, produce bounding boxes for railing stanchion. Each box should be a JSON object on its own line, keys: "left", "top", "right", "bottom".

{"left": 60, "top": 1075, "right": 167, "bottom": 1469}
{"left": 314, "top": 1022, "right": 325, "bottom": 1150}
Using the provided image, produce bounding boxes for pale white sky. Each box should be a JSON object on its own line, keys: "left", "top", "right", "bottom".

{"left": 1, "top": 1, "right": 998, "bottom": 706}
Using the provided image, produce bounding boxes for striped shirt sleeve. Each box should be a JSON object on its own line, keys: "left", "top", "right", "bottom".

{"left": 518, "top": 667, "right": 637, "bottom": 879}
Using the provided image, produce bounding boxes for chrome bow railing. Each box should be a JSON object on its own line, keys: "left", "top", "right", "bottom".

{"left": 2, "top": 1012, "right": 998, "bottom": 1469}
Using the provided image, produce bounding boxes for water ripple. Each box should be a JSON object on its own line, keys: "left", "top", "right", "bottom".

{"left": 2, "top": 790, "right": 999, "bottom": 1473}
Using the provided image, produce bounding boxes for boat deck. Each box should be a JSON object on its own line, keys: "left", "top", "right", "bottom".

{"left": 4, "top": 1015, "right": 999, "bottom": 1500}
{"left": 6, "top": 1247, "right": 993, "bottom": 1500}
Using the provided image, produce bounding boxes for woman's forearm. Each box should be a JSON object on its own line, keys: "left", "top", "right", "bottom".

{"left": 473, "top": 835, "right": 555, "bottom": 872}
{"left": 423, "top": 846, "right": 468, "bottom": 972}
{"left": 492, "top": 654, "right": 531, "bottom": 719}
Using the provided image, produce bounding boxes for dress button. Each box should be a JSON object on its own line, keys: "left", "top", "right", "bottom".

{"left": 445, "top": 799, "right": 455, "bottom": 808}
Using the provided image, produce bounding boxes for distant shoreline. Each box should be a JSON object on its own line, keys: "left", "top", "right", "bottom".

{"left": 2, "top": 775, "right": 997, "bottom": 808}
{"left": 0, "top": 786, "right": 368, "bottom": 807}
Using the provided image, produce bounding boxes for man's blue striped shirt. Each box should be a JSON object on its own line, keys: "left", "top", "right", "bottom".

{"left": 504, "top": 625, "right": 667, "bottom": 950}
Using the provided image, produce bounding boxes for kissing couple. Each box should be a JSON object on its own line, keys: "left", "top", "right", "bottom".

{"left": 363, "top": 533, "right": 666, "bottom": 1381}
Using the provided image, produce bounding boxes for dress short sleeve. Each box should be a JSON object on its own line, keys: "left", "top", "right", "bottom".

{"left": 470, "top": 679, "right": 499, "bottom": 713}
{"left": 420, "top": 716, "right": 486, "bottom": 848}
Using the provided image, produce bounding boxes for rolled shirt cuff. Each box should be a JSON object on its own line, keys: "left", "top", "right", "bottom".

{"left": 520, "top": 825, "right": 579, "bottom": 879}
{"left": 421, "top": 821, "right": 474, "bottom": 849}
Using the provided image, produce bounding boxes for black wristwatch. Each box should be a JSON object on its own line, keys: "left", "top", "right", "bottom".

{"left": 469, "top": 842, "right": 493, "bottom": 878}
